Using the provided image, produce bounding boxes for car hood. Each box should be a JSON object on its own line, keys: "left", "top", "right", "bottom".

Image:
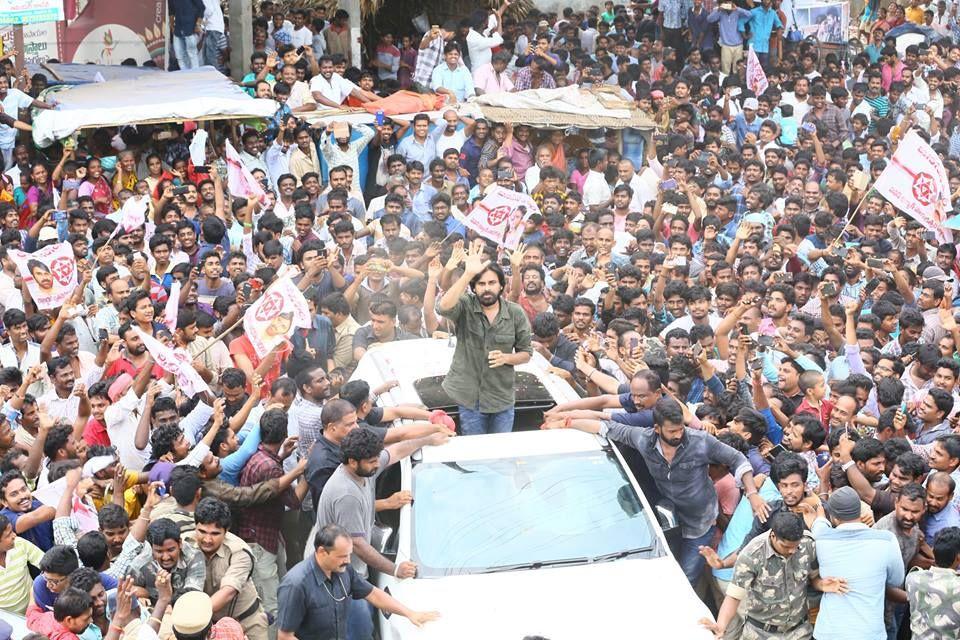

{"left": 379, "top": 555, "right": 715, "bottom": 640}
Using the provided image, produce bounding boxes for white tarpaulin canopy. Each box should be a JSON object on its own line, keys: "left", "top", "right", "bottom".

{"left": 32, "top": 67, "right": 278, "bottom": 147}
{"left": 300, "top": 86, "right": 654, "bottom": 131}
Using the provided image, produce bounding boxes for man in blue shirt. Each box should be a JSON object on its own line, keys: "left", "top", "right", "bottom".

{"left": 923, "top": 472, "right": 960, "bottom": 545}
{"left": 430, "top": 42, "right": 475, "bottom": 103}
{"left": 748, "top": 0, "right": 783, "bottom": 67}
{"left": 707, "top": 1, "right": 752, "bottom": 74}
{"left": 812, "top": 486, "right": 905, "bottom": 640}
{"left": 733, "top": 98, "right": 763, "bottom": 148}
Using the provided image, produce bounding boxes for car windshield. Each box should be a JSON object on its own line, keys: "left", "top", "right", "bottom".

{"left": 411, "top": 449, "right": 661, "bottom": 576}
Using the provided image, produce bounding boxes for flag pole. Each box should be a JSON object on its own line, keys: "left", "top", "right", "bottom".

{"left": 191, "top": 272, "right": 291, "bottom": 358}
{"left": 828, "top": 189, "right": 872, "bottom": 250}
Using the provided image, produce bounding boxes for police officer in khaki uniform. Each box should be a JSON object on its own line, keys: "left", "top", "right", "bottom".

{"left": 189, "top": 497, "right": 269, "bottom": 640}
{"left": 700, "top": 511, "right": 849, "bottom": 639}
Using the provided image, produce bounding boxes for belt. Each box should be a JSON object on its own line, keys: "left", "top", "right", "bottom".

{"left": 745, "top": 616, "right": 805, "bottom": 634}
{"left": 233, "top": 597, "right": 263, "bottom": 623}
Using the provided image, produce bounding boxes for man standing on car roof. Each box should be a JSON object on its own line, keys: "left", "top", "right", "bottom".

{"left": 438, "top": 242, "right": 533, "bottom": 435}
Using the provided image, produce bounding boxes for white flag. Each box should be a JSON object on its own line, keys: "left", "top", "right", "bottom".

{"left": 134, "top": 329, "right": 210, "bottom": 398}
{"left": 463, "top": 186, "right": 540, "bottom": 250}
{"left": 243, "top": 277, "right": 312, "bottom": 358}
{"left": 224, "top": 139, "right": 266, "bottom": 204}
{"left": 874, "top": 130, "right": 952, "bottom": 243}
{"left": 189, "top": 129, "right": 208, "bottom": 168}
{"left": 10, "top": 242, "right": 76, "bottom": 310}
{"left": 746, "top": 45, "right": 768, "bottom": 96}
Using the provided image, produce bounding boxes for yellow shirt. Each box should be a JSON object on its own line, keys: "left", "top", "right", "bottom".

{"left": 905, "top": 6, "right": 924, "bottom": 23}
{"left": 91, "top": 470, "right": 142, "bottom": 519}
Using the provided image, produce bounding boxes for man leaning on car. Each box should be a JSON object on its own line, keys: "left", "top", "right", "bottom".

{"left": 438, "top": 243, "right": 533, "bottom": 435}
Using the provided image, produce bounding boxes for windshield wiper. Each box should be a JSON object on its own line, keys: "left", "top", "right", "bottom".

{"left": 479, "top": 557, "right": 591, "bottom": 573}
{"left": 590, "top": 547, "right": 655, "bottom": 562}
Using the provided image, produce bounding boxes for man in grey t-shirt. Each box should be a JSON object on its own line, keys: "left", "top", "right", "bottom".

{"left": 316, "top": 426, "right": 447, "bottom": 578}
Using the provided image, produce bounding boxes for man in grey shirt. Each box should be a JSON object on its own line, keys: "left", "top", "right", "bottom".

{"left": 544, "top": 396, "right": 769, "bottom": 585}
{"left": 318, "top": 428, "right": 428, "bottom": 575}
{"left": 317, "top": 427, "right": 447, "bottom": 639}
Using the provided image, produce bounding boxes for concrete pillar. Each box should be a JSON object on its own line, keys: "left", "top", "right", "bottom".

{"left": 228, "top": 0, "right": 254, "bottom": 79}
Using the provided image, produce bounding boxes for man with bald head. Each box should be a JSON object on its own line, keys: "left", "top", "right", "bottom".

{"left": 616, "top": 158, "right": 656, "bottom": 213}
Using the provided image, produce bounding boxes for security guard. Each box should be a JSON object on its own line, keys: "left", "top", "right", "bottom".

{"left": 700, "top": 511, "right": 848, "bottom": 639}
{"left": 188, "top": 497, "right": 269, "bottom": 640}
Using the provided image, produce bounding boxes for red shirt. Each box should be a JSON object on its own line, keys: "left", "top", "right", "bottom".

{"left": 82, "top": 418, "right": 111, "bottom": 447}
{"left": 104, "top": 357, "right": 166, "bottom": 381}
{"left": 228, "top": 335, "right": 290, "bottom": 399}
{"left": 795, "top": 397, "right": 835, "bottom": 431}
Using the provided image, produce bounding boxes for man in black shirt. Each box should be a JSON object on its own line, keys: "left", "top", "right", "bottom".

{"left": 277, "top": 524, "right": 438, "bottom": 640}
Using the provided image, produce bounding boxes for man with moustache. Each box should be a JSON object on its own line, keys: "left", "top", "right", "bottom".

{"left": 873, "top": 484, "right": 927, "bottom": 639}
{"left": 543, "top": 396, "right": 768, "bottom": 585}
{"left": 438, "top": 243, "right": 532, "bottom": 435}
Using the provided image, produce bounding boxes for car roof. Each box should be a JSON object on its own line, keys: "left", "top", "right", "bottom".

{"left": 352, "top": 338, "right": 582, "bottom": 409}
{"left": 417, "top": 427, "right": 606, "bottom": 464}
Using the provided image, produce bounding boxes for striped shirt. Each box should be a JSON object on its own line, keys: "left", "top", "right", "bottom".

{"left": 0, "top": 536, "right": 44, "bottom": 614}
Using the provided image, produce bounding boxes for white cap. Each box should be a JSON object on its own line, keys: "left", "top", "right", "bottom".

{"left": 743, "top": 97, "right": 759, "bottom": 111}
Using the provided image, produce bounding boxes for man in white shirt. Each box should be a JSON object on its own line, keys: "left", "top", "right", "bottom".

{"left": 201, "top": 0, "right": 227, "bottom": 71}
{"left": 309, "top": 55, "right": 375, "bottom": 108}
{"left": 582, "top": 149, "right": 612, "bottom": 211}
{"left": 781, "top": 76, "right": 812, "bottom": 121}
{"left": 0, "top": 76, "right": 52, "bottom": 169}
{"left": 290, "top": 9, "right": 313, "bottom": 48}
{"left": 616, "top": 159, "right": 657, "bottom": 213}
{"left": 466, "top": 4, "right": 510, "bottom": 72}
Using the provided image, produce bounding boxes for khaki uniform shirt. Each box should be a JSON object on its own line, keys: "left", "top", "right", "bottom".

{"left": 187, "top": 531, "right": 268, "bottom": 640}
{"left": 332, "top": 314, "right": 361, "bottom": 370}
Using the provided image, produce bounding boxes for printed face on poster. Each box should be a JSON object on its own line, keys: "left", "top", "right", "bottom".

{"left": 781, "top": 0, "right": 849, "bottom": 45}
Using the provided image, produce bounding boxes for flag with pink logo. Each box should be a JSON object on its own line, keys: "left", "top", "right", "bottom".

{"left": 874, "top": 130, "right": 951, "bottom": 243}
{"left": 10, "top": 242, "right": 76, "bottom": 310}
{"left": 107, "top": 195, "right": 148, "bottom": 241}
{"left": 243, "top": 277, "right": 312, "bottom": 358}
{"left": 224, "top": 139, "right": 266, "bottom": 204}
{"left": 134, "top": 328, "right": 210, "bottom": 398}
{"left": 746, "top": 46, "right": 768, "bottom": 96}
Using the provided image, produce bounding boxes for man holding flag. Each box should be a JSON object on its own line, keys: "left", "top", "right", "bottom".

{"left": 437, "top": 242, "right": 532, "bottom": 436}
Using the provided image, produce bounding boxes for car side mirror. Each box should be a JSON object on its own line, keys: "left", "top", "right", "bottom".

{"left": 656, "top": 500, "right": 683, "bottom": 559}
{"left": 371, "top": 523, "right": 395, "bottom": 557}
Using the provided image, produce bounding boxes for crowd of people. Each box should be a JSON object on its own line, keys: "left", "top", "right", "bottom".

{"left": 0, "top": 0, "right": 956, "bottom": 639}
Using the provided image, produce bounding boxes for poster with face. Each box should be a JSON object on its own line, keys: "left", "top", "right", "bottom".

{"left": 464, "top": 186, "right": 541, "bottom": 250}
{"left": 243, "top": 277, "right": 312, "bottom": 358}
{"left": 10, "top": 241, "right": 76, "bottom": 310}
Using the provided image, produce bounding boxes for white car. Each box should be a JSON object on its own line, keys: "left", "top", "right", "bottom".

{"left": 352, "top": 339, "right": 714, "bottom": 639}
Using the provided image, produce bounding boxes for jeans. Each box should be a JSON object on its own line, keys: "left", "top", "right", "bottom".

{"left": 678, "top": 526, "right": 716, "bottom": 585}
{"left": 885, "top": 602, "right": 907, "bottom": 640}
{"left": 347, "top": 598, "right": 374, "bottom": 640}
{"left": 173, "top": 33, "right": 201, "bottom": 70}
{"left": 458, "top": 404, "right": 515, "bottom": 435}
{"left": 202, "top": 30, "right": 226, "bottom": 71}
